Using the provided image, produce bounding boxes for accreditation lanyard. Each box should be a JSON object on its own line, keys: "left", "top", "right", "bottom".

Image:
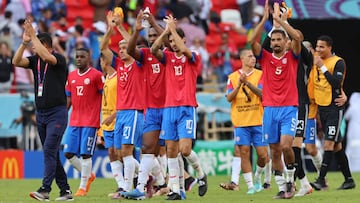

{"left": 37, "top": 58, "right": 48, "bottom": 97}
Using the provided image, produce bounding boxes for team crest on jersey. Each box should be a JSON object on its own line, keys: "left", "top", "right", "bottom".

{"left": 84, "top": 78, "right": 90, "bottom": 85}
{"left": 148, "top": 57, "right": 153, "bottom": 61}
{"left": 171, "top": 59, "right": 175, "bottom": 63}
{"left": 71, "top": 80, "right": 76, "bottom": 84}
{"left": 282, "top": 58, "right": 287, "bottom": 64}
{"left": 181, "top": 56, "right": 186, "bottom": 63}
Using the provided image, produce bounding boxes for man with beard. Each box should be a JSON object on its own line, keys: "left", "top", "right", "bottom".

{"left": 248, "top": 0, "right": 302, "bottom": 199}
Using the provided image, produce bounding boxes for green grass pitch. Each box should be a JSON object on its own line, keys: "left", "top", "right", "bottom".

{"left": 0, "top": 172, "right": 358, "bottom": 203}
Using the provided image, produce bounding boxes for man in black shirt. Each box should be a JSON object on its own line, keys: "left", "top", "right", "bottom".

{"left": 12, "top": 19, "right": 73, "bottom": 201}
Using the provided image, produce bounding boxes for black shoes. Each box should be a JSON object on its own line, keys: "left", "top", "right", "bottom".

{"left": 185, "top": 176, "right": 197, "bottom": 192}
{"left": 337, "top": 180, "right": 356, "bottom": 190}
{"left": 166, "top": 192, "right": 181, "bottom": 200}
{"left": 310, "top": 178, "right": 328, "bottom": 191}
{"left": 198, "top": 174, "right": 208, "bottom": 196}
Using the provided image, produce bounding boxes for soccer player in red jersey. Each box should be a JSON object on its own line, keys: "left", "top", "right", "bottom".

{"left": 151, "top": 15, "right": 208, "bottom": 200}
{"left": 122, "top": 10, "right": 167, "bottom": 200}
{"left": 101, "top": 10, "right": 144, "bottom": 195}
{"left": 249, "top": 0, "right": 302, "bottom": 199}
{"left": 63, "top": 48, "right": 104, "bottom": 196}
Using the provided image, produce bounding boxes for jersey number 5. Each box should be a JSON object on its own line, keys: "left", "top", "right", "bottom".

{"left": 275, "top": 66, "right": 282, "bottom": 75}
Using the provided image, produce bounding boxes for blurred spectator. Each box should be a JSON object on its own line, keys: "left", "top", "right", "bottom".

{"left": 211, "top": 32, "right": 238, "bottom": 92}
{"left": 4, "top": 0, "right": 31, "bottom": 23}
{"left": 48, "top": 0, "right": 67, "bottom": 21}
{"left": 51, "top": 15, "right": 69, "bottom": 56}
{"left": 344, "top": 92, "right": 360, "bottom": 172}
{"left": 14, "top": 44, "right": 34, "bottom": 93}
{"left": 66, "top": 24, "right": 90, "bottom": 72}
{"left": 190, "top": 37, "right": 210, "bottom": 84}
{"left": 196, "top": 0, "right": 212, "bottom": 34}
{"left": 52, "top": 34, "right": 67, "bottom": 60}
{"left": 68, "top": 16, "right": 85, "bottom": 32}
{"left": 31, "top": 0, "right": 48, "bottom": 22}
{"left": 0, "top": 41, "right": 13, "bottom": 93}
{"left": 89, "top": 20, "right": 107, "bottom": 69}
{"left": 52, "top": 14, "right": 69, "bottom": 32}
{"left": 89, "top": 0, "right": 112, "bottom": 22}
{"left": 168, "top": 0, "right": 194, "bottom": 20}
{"left": 177, "top": 16, "right": 206, "bottom": 47}
{"left": 40, "top": 7, "right": 53, "bottom": 29}
{"left": 0, "top": 10, "right": 23, "bottom": 51}
{"left": 243, "top": 5, "right": 272, "bottom": 48}
{"left": 236, "top": 0, "right": 252, "bottom": 25}
{"left": 0, "top": 26, "right": 12, "bottom": 48}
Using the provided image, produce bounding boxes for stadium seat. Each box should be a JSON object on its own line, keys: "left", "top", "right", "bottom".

{"left": 211, "top": 0, "right": 238, "bottom": 15}
{"left": 220, "top": 9, "right": 242, "bottom": 29}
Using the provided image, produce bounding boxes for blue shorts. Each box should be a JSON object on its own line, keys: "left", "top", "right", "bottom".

{"left": 160, "top": 106, "right": 196, "bottom": 141}
{"left": 144, "top": 108, "right": 163, "bottom": 133}
{"left": 304, "top": 118, "right": 316, "bottom": 144}
{"left": 63, "top": 127, "right": 97, "bottom": 156}
{"left": 103, "top": 130, "right": 115, "bottom": 148}
{"left": 114, "top": 110, "right": 144, "bottom": 149}
{"left": 144, "top": 108, "right": 165, "bottom": 146}
{"left": 234, "top": 126, "right": 268, "bottom": 147}
{"left": 263, "top": 106, "right": 298, "bottom": 144}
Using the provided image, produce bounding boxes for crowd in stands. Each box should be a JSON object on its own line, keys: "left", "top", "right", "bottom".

{"left": 0, "top": 0, "right": 268, "bottom": 93}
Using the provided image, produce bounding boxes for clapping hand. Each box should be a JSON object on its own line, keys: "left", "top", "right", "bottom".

{"left": 23, "top": 19, "right": 35, "bottom": 42}
{"left": 135, "top": 10, "right": 144, "bottom": 32}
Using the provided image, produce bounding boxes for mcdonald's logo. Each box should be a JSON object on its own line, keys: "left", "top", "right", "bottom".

{"left": 2, "top": 158, "right": 19, "bottom": 178}
{"left": 0, "top": 150, "right": 24, "bottom": 179}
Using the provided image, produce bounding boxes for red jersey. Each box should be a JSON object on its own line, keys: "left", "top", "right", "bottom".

{"left": 115, "top": 57, "right": 145, "bottom": 110}
{"left": 258, "top": 49, "right": 299, "bottom": 106}
{"left": 66, "top": 68, "right": 104, "bottom": 127}
{"left": 140, "top": 48, "right": 166, "bottom": 108}
{"left": 162, "top": 51, "right": 199, "bottom": 107}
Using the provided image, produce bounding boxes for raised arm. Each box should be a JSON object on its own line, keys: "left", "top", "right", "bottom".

{"left": 248, "top": 0, "right": 269, "bottom": 56}
{"left": 25, "top": 20, "right": 57, "bottom": 65}
{"left": 147, "top": 11, "right": 164, "bottom": 35}
{"left": 127, "top": 10, "right": 144, "bottom": 61}
{"left": 273, "top": 8, "right": 302, "bottom": 55}
{"left": 13, "top": 31, "right": 30, "bottom": 68}
{"left": 167, "top": 15, "right": 192, "bottom": 59}
{"left": 113, "top": 12, "right": 131, "bottom": 42}
{"left": 150, "top": 23, "right": 169, "bottom": 61}
{"left": 100, "top": 11, "right": 115, "bottom": 64}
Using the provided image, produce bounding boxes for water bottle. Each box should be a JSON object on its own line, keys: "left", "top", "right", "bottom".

{"left": 142, "top": 7, "right": 150, "bottom": 28}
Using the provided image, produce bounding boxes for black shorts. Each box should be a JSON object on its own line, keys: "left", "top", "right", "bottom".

{"left": 319, "top": 108, "right": 344, "bottom": 142}
{"left": 295, "top": 103, "right": 308, "bottom": 138}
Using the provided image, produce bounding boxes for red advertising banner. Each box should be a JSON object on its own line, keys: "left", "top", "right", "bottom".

{"left": 0, "top": 150, "right": 24, "bottom": 179}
